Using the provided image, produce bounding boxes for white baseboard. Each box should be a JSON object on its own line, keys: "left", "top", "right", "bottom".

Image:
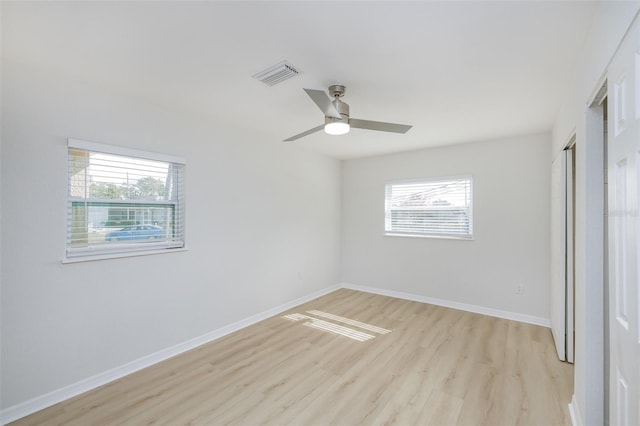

{"left": 0, "top": 284, "right": 340, "bottom": 425}
{"left": 568, "top": 394, "right": 583, "bottom": 426}
{"left": 341, "top": 283, "right": 551, "bottom": 328}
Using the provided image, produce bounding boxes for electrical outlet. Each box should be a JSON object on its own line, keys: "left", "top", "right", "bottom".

{"left": 515, "top": 283, "right": 524, "bottom": 295}
{"left": 298, "top": 272, "right": 303, "bottom": 281}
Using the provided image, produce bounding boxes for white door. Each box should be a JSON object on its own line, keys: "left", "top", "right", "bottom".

{"left": 551, "top": 150, "right": 567, "bottom": 361}
{"left": 551, "top": 148, "right": 575, "bottom": 363}
{"left": 608, "top": 17, "right": 640, "bottom": 426}
{"left": 566, "top": 147, "right": 575, "bottom": 364}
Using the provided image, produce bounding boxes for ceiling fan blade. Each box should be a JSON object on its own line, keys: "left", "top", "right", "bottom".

{"left": 283, "top": 124, "right": 325, "bottom": 142}
{"left": 349, "top": 118, "right": 412, "bottom": 134}
{"left": 304, "top": 89, "right": 342, "bottom": 119}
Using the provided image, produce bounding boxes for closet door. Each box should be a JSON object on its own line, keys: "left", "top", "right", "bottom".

{"left": 565, "top": 147, "right": 575, "bottom": 364}
{"left": 550, "top": 150, "right": 568, "bottom": 361}
{"left": 608, "top": 17, "right": 640, "bottom": 426}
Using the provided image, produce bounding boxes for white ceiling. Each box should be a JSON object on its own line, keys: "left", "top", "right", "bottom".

{"left": 3, "top": 1, "right": 596, "bottom": 159}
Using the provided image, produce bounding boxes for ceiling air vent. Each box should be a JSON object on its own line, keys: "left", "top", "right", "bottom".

{"left": 252, "top": 60, "right": 300, "bottom": 86}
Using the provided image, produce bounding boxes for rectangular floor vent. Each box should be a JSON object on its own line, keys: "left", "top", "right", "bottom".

{"left": 252, "top": 60, "right": 300, "bottom": 86}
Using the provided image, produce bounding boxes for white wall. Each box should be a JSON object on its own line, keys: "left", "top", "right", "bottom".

{"left": 341, "top": 134, "right": 551, "bottom": 321}
{"left": 551, "top": 2, "right": 640, "bottom": 425}
{"left": 0, "top": 60, "right": 342, "bottom": 410}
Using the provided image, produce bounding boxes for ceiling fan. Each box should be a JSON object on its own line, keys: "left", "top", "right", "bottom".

{"left": 284, "top": 85, "right": 413, "bottom": 142}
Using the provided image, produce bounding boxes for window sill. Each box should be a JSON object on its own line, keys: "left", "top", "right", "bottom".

{"left": 384, "top": 233, "right": 474, "bottom": 241}
{"left": 62, "top": 247, "right": 188, "bottom": 264}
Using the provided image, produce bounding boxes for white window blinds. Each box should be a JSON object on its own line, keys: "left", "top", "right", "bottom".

{"left": 66, "top": 139, "right": 186, "bottom": 259}
{"left": 385, "top": 176, "right": 473, "bottom": 238}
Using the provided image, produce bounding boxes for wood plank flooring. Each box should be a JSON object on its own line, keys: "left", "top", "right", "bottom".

{"left": 11, "top": 289, "right": 574, "bottom": 425}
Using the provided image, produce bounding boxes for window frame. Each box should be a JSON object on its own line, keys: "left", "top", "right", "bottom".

{"left": 384, "top": 175, "right": 473, "bottom": 240}
{"left": 64, "top": 139, "right": 187, "bottom": 263}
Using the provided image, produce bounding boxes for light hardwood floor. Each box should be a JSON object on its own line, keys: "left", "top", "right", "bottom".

{"left": 11, "top": 289, "right": 574, "bottom": 425}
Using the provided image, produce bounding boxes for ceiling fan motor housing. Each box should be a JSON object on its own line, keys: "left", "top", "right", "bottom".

{"left": 326, "top": 98, "right": 350, "bottom": 125}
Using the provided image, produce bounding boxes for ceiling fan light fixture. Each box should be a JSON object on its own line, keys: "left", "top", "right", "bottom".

{"left": 324, "top": 122, "right": 350, "bottom": 135}
{"left": 324, "top": 118, "right": 350, "bottom": 136}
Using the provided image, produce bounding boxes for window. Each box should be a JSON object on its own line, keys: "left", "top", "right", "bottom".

{"left": 66, "top": 139, "right": 186, "bottom": 260}
{"left": 385, "top": 176, "right": 473, "bottom": 239}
